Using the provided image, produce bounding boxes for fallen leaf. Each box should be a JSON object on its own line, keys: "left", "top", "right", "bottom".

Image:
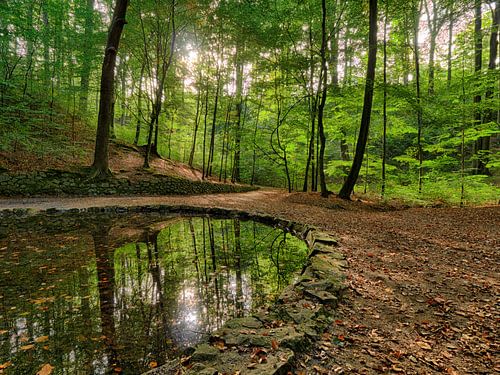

{"left": 271, "top": 339, "right": 279, "bottom": 350}
{"left": 416, "top": 341, "right": 432, "bottom": 350}
{"left": 36, "top": 364, "right": 54, "bottom": 375}
{"left": 0, "top": 362, "right": 12, "bottom": 370}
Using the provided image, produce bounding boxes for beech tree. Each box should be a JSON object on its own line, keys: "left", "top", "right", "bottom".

{"left": 339, "top": 0, "right": 378, "bottom": 199}
{"left": 90, "top": 0, "right": 129, "bottom": 178}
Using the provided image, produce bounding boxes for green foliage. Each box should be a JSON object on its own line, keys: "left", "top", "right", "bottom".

{"left": 0, "top": 0, "right": 497, "bottom": 204}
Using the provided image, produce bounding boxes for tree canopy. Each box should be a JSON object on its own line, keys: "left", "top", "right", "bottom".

{"left": 0, "top": 0, "right": 498, "bottom": 204}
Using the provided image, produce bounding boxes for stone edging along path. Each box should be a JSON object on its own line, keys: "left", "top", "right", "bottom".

{"left": 0, "top": 204, "right": 348, "bottom": 375}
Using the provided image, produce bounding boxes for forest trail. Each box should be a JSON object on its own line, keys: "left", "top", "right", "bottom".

{"left": 1, "top": 190, "right": 498, "bottom": 374}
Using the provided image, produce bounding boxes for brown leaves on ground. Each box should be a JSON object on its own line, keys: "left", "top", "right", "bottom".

{"left": 36, "top": 364, "right": 54, "bottom": 375}
{"left": 152, "top": 190, "right": 498, "bottom": 374}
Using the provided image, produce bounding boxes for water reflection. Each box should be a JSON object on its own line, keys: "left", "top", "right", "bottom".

{"left": 0, "top": 216, "right": 308, "bottom": 374}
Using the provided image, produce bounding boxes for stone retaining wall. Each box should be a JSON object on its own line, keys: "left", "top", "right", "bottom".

{"left": 0, "top": 170, "right": 256, "bottom": 197}
{"left": 0, "top": 204, "right": 347, "bottom": 375}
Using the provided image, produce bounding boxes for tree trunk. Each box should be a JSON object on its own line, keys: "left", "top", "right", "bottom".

{"left": 382, "top": 1, "right": 388, "bottom": 198}
{"left": 303, "top": 27, "right": 318, "bottom": 192}
{"left": 479, "top": 0, "right": 500, "bottom": 176}
{"left": 207, "top": 71, "right": 220, "bottom": 177}
{"left": 317, "top": 0, "right": 329, "bottom": 198}
{"left": 90, "top": 0, "right": 129, "bottom": 179}
{"left": 339, "top": 0, "right": 378, "bottom": 199}
{"left": 134, "top": 61, "right": 145, "bottom": 145}
{"left": 414, "top": 1, "right": 424, "bottom": 193}
{"left": 80, "top": 0, "right": 95, "bottom": 113}
{"left": 232, "top": 49, "right": 244, "bottom": 183}
{"left": 446, "top": 7, "right": 454, "bottom": 87}
{"left": 188, "top": 72, "right": 202, "bottom": 166}
{"left": 251, "top": 95, "right": 263, "bottom": 186}
{"left": 472, "top": 0, "right": 483, "bottom": 174}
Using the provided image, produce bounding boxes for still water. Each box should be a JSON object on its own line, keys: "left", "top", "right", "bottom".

{"left": 0, "top": 215, "right": 308, "bottom": 374}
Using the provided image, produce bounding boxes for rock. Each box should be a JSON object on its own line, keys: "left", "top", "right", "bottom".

{"left": 224, "top": 317, "right": 264, "bottom": 330}
{"left": 191, "top": 344, "right": 219, "bottom": 362}
{"left": 242, "top": 348, "right": 294, "bottom": 375}
{"left": 303, "top": 289, "right": 338, "bottom": 305}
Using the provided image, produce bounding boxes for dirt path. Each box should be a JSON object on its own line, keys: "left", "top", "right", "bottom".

{"left": 1, "top": 190, "right": 498, "bottom": 374}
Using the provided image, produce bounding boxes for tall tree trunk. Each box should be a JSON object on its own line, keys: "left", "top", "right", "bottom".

{"left": 90, "top": 0, "right": 129, "bottom": 178}
{"left": 303, "top": 27, "right": 317, "bottom": 192}
{"left": 202, "top": 84, "right": 209, "bottom": 179}
{"left": 317, "top": 0, "right": 329, "bottom": 198}
{"left": 425, "top": 0, "right": 438, "bottom": 95}
{"left": 479, "top": 0, "right": 500, "bottom": 175}
{"left": 80, "top": 0, "right": 95, "bottom": 113}
{"left": 134, "top": 61, "right": 145, "bottom": 145}
{"left": 446, "top": 7, "right": 454, "bottom": 87}
{"left": 472, "top": 0, "right": 483, "bottom": 174}
{"left": 382, "top": 1, "right": 388, "bottom": 198}
{"left": 251, "top": 95, "right": 263, "bottom": 186}
{"left": 339, "top": 0, "right": 378, "bottom": 199}
{"left": 232, "top": 48, "right": 244, "bottom": 183}
{"left": 42, "top": 4, "right": 51, "bottom": 90}
{"left": 220, "top": 100, "right": 232, "bottom": 181}
{"left": 143, "top": 2, "right": 176, "bottom": 168}
{"left": 207, "top": 73, "right": 220, "bottom": 178}
{"left": 188, "top": 72, "right": 202, "bottom": 166}
{"left": 414, "top": 0, "right": 424, "bottom": 193}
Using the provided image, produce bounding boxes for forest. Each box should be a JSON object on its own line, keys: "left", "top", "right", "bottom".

{"left": 0, "top": 0, "right": 498, "bottom": 204}
{"left": 0, "top": 1, "right": 499, "bottom": 374}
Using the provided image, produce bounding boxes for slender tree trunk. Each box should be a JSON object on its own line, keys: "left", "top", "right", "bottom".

{"left": 251, "top": 95, "right": 263, "bottom": 186}
{"left": 188, "top": 73, "right": 202, "bottom": 166}
{"left": 414, "top": 1, "right": 424, "bottom": 193}
{"left": 90, "top": 0, "right": 129, "bottom": 178}
{"left": 207, "top": 70, "right": 220, "bottom": 177}
{"left": 42, "top": 4, "right": 51, "bottom": 90}
{"left": 134, "top": 61, "right": 145, "bottom": 145}
{"left": 303, "top": 26, "right": 318, "bottom": 192}
{"left": 472, "top": 0, "right": 483, "bottom": 174}
{"left": 339, "top": 0, "right": 378, "bottom": 199}
{"left": 317, "top": 0, "right": 329, "bottom": 197}
{"left": 447, "top": 8, "right": 454, "bottom": 87}
{"left": 382, "top": 1, "right": 388, "bottom": 198}
{"left": 479, "top": 0, "right": 500, "bottom": 175}
{"left": 80, "top": 0, "right": 95, "bottom": 113}
{"left": 232, "top": 50, "right": 244, "bottom": 183}
{"left": 202, "top": 85, "right": 209, "bottom": 179}
{"left": 220, "top": 100, "right": 232, "bottom": 181}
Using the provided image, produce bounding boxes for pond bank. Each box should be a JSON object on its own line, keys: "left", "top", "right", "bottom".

{"left": 0, "top": 198, "right": 348, "bottom": 374}
{"left": 0, "top": 190, "right": 498, "bottom": 374}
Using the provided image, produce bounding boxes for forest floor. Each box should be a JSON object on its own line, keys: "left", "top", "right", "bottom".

{"left": 0, "top": 138, "right": 222, "bottom": 183}
{"left": 0, "top": 189, "right": 498, "bottom": 375}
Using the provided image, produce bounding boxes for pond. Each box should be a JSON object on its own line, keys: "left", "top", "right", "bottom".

{"left": 0, "top": 214, "right": 309, "bottom": 374}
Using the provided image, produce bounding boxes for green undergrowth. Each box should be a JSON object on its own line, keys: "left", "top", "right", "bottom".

{"left": 342, "top": 175, "right": 499, "bottom": 207}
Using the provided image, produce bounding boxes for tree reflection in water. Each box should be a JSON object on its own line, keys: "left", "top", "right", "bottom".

{"left": 0, "top": 216, "right": 308, "bottom": 374}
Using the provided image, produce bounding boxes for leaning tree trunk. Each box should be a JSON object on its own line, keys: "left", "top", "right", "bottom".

{"left": 90, "top": 0, "right": 129, "bottom": 179}
{"left": 339, "top": 0, "right": 378, "bottom": 199}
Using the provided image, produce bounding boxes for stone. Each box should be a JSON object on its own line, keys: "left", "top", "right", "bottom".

{"left": 224, "top": 317, "right": 263, "bottom": 330}
{"left": 191, "top": 343, "right": 219, "bottom": 362}
{"left": 303, "top": 289, "right": 338, "bottom": 305}
{"left": 241, "top": 348, "right": 294, "bottom": 375}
